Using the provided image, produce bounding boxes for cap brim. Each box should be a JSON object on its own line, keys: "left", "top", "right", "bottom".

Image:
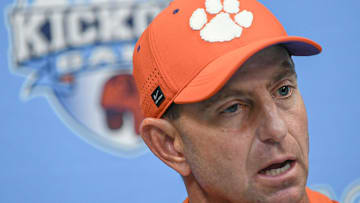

{"left": 174, "top": 36, "right": 322, "bottom": 104}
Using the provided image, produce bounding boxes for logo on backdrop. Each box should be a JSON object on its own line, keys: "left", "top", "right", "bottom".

{"left": 7, "top": 0, "right": 165, "bottom": 157}
{"left": 311, "top": 178, "right": 360, "bottom": 203}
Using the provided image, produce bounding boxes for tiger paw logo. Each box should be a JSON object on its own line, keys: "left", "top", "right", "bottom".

{"left": 6, "top": 0, "right": 165, "bottom": 157}
{"left": 189, "top": 0, "right": 254, "bottom": 42}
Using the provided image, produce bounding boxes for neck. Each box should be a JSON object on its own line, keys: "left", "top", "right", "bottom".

{"left": 183, "top": 174, "right": 228, "bottom": 203}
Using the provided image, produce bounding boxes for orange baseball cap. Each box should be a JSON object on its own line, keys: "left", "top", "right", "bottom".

{"left": 133, "top": 0, "right": 322, "bottom": 118}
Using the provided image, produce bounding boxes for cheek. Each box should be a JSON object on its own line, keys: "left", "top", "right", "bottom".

{"left": 286, "top": 94, "right": 309, "bottom": 156}
{"left": 180, "top": 121, "right": 251, "bottom": 191}
{"left": 182, "top": 122, "right": 250, "bottom": 167}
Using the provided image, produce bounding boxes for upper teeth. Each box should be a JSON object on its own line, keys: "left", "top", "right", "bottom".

{"left": 263, "top": 162, "right": 291, "bottom": 177}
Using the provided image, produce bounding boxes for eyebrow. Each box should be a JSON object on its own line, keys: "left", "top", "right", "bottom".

{"left": 269, "top": 60, "right": 297, "bottom": 87}
{"left": 201, "top": 89, "right": 249, "bottom": 110}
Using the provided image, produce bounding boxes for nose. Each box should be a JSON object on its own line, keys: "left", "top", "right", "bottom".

{"left": 256, "top": 100, "right": 288, "bottom": 144}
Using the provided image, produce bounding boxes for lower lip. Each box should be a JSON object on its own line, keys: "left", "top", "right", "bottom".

{"left": 256, "top": 161, "right": 297, "bottom": 185}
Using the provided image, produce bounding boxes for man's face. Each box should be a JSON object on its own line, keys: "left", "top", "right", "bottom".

{"left": 173, "top": 46, "right": 309, "bottom": 203}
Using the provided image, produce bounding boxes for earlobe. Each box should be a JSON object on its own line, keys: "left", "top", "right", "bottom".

{"left": 140, "top": 118, "right": 191, "bottom": 176}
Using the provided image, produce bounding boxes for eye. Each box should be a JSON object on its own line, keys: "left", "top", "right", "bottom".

{"left": 276, "top": 85, "right": 292, "bottom": 98}
{"left": 222, "top": 103, "right": 240, "bottom": 114}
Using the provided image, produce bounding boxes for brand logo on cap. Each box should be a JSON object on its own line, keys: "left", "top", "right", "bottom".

{"left": 189, "top": 0, "right": 254, "bottom": 42}
{"left": 151, "top": 86, "right": 165, "bottom": 107}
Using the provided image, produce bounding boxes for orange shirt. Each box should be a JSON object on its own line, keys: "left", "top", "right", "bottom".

{"left": 183, "top": 188, "right": 338, "bottom": 203}
{"left": 306, "top": 188, "right": 339, "bottom": 203}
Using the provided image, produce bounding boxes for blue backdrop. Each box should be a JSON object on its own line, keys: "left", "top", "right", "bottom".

{"left": 1, "top": 0, "right": 359, "bottom": 203}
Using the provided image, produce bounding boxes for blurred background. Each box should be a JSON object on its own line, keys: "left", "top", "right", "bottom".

{"left": 0, "top": 0, "right": 359, "bottom": 202}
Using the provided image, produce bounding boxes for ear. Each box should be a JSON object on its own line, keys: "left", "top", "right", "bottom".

{"left": 140, "top": 118, "right": 191, "bottom": 176}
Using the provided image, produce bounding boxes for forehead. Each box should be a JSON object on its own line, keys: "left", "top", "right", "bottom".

{"left": 236, "top": 45, "right": 294, "bottom": 76}
{"left": 201, "top": 45, "right": 295, "bottom": 105}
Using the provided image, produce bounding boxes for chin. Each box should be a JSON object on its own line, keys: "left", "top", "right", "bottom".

{"left": 264, "top": 186, "right": 307, "bottom": 203}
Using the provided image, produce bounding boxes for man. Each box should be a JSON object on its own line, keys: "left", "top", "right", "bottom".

{"left": 132, "top": 0, "right": 338, "bottom": 202}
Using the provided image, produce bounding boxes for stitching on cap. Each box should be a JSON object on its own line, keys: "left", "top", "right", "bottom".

{"left": 147, "top": 18, "right": 177, "bottom": 92}
{"left": 139, "top": 24, "right": 175, "bottom": 117}
{"left": 141, "top": 62, "right": 162, "bottom": 116}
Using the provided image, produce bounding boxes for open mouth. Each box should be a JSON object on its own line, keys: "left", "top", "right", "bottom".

{"left": 259, "top": 160, "right": 295, "bottom": 177}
